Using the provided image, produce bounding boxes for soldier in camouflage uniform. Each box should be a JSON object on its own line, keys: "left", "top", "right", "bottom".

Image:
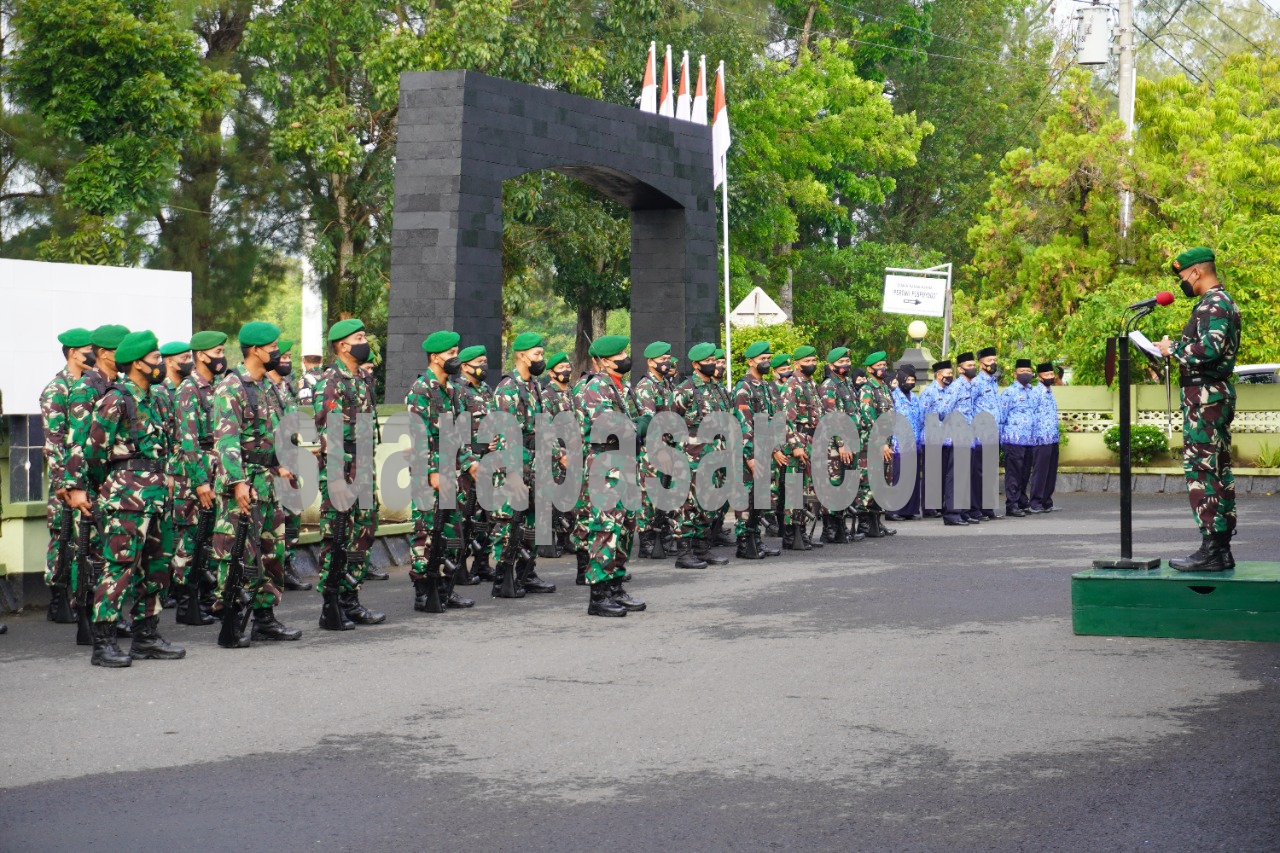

{"left": 817, "top": 347, "right": 862, "bottom": 544}
{"left": 731, "top": 341, "right": 787, "bottom": 559}
{"left": 633, "top": 341, "right": 677, "bottom": 561}
{"left": 539, "top": 351, "right": 575, "bottom": 564}
{"left": 314, "top": 318, "right": 385, "bottom": 629}
{"left": 704, "top": 348, "right": 737, "bottom": 548}
{"left": 404, "top": 332, "right": 479, "bottom": 612}
{"left": 454, "top": 344, "right": 498, "bottom": 582}
{"left": 172, "top": 331, "right": 228, "bottom": 626}
{"left": 576, "top": 335, "right": 646, "bottom": 616}
{"left": 67, "top": 331, "right": 185, "bottom": 667}
{"left": 154, "top": 340, "right": 193, "bottom": 608}
{"left": 1158, "top": 247, "right": 1243, "bottom": 572}
{"left": 297, "top": 354, "right": 325, "bottom": 408}
{"left": 856, "top": 352, "right": 899, "bottom": 538}
{"left": 41, "top": 327, "right": 95, "bottom": 622}
{"left": 782, "top": 346, "right": 824, "bottom": 551}
{"left": 210, "top": 323, "right": 302, "bottom": 647}
{"left": 488, "top": 332, "right": 556, "bottom": 597}
{"left": 265, "top": 339, "right": 313, "bottom": 592}
{"left": 671, "top": 342, "right": 736, "bottom": 569}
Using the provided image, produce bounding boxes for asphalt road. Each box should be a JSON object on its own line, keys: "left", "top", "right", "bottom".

{"left": 2, "top": 493, "right": 1278, "bottom": 853}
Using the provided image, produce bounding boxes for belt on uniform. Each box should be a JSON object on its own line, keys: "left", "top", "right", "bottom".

{"left": 589, "top": 440, "right": 621, "bottom": 452}
{"left": 106, "top": 457, "right": 165, "bottom": 474}
{"left": 243, "top": 450, "right": 279, "bottom": 468}
{"left": 342, "top": 440, "right": 358, "bottom": 456}
{"left": 198, "top": 439, "right": 214, "bottom": 450}
{"left": 470, "top": 443, "right": 490, "bottom": 454}
{"left": 1179, "top": 374, "right": 1229, "bottom": 388}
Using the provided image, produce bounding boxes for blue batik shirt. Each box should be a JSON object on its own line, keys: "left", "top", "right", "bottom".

{"left": 893, "top": 386, "right": 924, "bottom": 448}
{"left": 918, "top": 379, "right": 952, "bottom": 447}
{"left": 999, "top": 381, "right": 1038, "bottom": 446}
{"left": 1033, "top": 384, "right": 1060, "bottom": 445}
{"left": 937, "top": 375, "right": 985, "bottom": 447}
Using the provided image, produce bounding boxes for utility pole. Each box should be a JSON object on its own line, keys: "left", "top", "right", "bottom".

{"left": 1117, "top": 0, "right": 1137, "bottom": 238}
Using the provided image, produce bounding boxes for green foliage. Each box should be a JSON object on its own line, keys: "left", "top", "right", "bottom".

{"left": 720, "top": 321, "right": 819, "bottom": 375}
{"left": 1103, "top": 423, "right": 1169, "bottom": 467}
{"left": 1255, "top": 442, "right": 1280, "bottom": 470}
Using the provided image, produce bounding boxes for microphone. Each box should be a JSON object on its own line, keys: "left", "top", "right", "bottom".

{"left": 1127, "top": 291, "right": 1175, "bottom": 311}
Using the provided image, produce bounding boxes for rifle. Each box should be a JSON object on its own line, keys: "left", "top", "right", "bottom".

{"left": 74, "top": 511, "right": 99, "bottom": 646}
{"left": 419, "top": 506, "right": 453, "bottom": 613}
{"left": 49, "top": 506, "right": 77, "bottom": 623}
{"left": 217, "top": 515, "right": 253, "bottom": 648}
{"left": 326, "top": 510, "right": 357, "bottom": 592}
{"left": 181, "top": 504, "right": 218, "bottom": 626}
{"left": 450, "top": 476, "right": 480, "bottom": 586}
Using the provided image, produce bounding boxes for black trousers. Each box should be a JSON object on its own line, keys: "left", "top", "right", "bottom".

{"left": 967, "top": 447, "right": 993, "bottom": 519}
{"left": 1029, "top": 443, "right": 1060, "bottom": 510}
{"left": 891, "top": 449, "right": 923, "bottom": 516}
{"left": 1003, "top": 444, "right": 1033, "bottom": 511}
{"left": 940, "top": 445, "right": 964, "bottom": 521}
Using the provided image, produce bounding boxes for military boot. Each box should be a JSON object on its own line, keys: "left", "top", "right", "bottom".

{"left": 177, "top": 583, "right": 216, "bottom": 626}
{"left": 609, "top": 579, "right": 646, "bottom": 611}
{"left": 364, "top": 564, "right": 390, "bottom": 582}
{"left": 860, "top": 513, "right": 882, "bottom": 539}
{"left": 821, "top": 514, "right": 838, "bottom": 544}
{"left": 492, "top": 559, "right": 525, "bottom": 598}
{"left": 340, "top": 590, "right": 386, "bottom": 624}
{"left": 115, "top": 615, "right": 134, "bottom": 638}
{"left": 90, "top": 621, "right": 132, "bottom": 668}
{"left": 1169, "top": 536, "right": 1213, "bottom": 571}
{"left": 130, "top": 616, "right": 186, "bottom": 660}
{"left": 471, "top": 551, "right": 497, "bottom": 583}
{"left": 575, "top": 550, "right": 589, "bottom": 586}
{"left": 319, "top": 589, "right": 355, "bottom": 630}
{"left": 587, "top": 583, "right": 627, "bottom": 617}
{"left": 693, "top": 537, "right": 729, "bottom": 566}
{"left": 736, "top": 533, "right": 764, "bottom": 560}
{"left": 48, "top": 587, "right": 76, "bottom": 623}
{"left": 674, "top": 539, "right": 708, "bottom": 569}
{"left": 282, "top": 558, "right": 313, "bottom": 591}
{"left": 1214, "top": 532, "right": 1236, "bottom": 570}
{"left": 638, "top": 530, "right": 656, "bottom": 559}
{"left": 443, "top": 572, "right": 475, "bottom": 608}
{"left": 755, "top": 530, "right": 781, "bottom": 557}
{"left": 876, "top": 513, "right": 898, "bottom": 537}
{"left": 251, "top": 607, "right": 302, "bottom": 641}
{"left": 414, "top": 573, "right": 444, "bottom": 613}
{"left": 516, "top": 556, "right": 556, "bottom": 593}
{"left": 847, "top": 511, "right": 866, "bottom": 542}
{"left": 805, "top": 520, "right": 823, "bottom": 548}
{"left": 710, "top": 518, "right": 736, "bottom": 547}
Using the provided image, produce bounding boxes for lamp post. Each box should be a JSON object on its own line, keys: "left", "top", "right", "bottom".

{"left": 897, "top": 320, "right": 933, "bottom": 375}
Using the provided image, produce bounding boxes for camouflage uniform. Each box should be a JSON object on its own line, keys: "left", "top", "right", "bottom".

{"left": 856, "top": 375, "right": 895, "bottom": 513}
{"left": 62, "top": 367, "right": 116, "bottom": 575}
{"left": 488, "top": 372, "right": 543, "bottom": 567}
{"left": 671, "top": 372, "right": 736, "bottom": 539}
{"left": 266, "top": 373, "right": 302, "bottom": 577}
{"left": 577, "top": 372, "right": 642, "bottom": 584}
{"left": 405, "top": 372, "right": 476, "bottom": 583}
{"left": 454, "top": 378, "right": 496, "bottom": 570}
{"left": 782, "top": 373, "right": 823, "bottom": 525}
{"left": 298, "top": 365, "right": 324, "bottom": 408}
{"left": 40, "top": 368, "right": 76, "bottom": 586}
{"left": 173, "top": 373, "right": 219, "bottom": 587}
{"left": 732, "top": 373, "right": 786, "bottom": 539}
{"left": 212, "top": 366, "right": 284, "bottom": 610}
{"left": 538, "top": 378, "right": 574, "bottom": 553}
{"left": 151, "top": 378, "right": 183, "bottom": 576}
{"left": 819, "top": 371, "right": 860, "bottom": 493}
{"left": 633, "top": 372, "right": 675, "bottom": 540}
{"left": 76, "top": 379, "right": 171, "bottom": 623}
{"left": 314, "top": 360, "right": 379, "bottom": 591}
{"left": 1171, "top": 288, "right": 1241, "bottom": 537}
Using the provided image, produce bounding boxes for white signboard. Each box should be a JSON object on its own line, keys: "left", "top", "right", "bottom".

{"left": 0, "top": 259, "right": 192, "bottom": 413}
{"left": 729, "top": 286, "right": 788, "bottom": 327}
{"left": 882, "top": 274, "right": 947, "bottom": 317}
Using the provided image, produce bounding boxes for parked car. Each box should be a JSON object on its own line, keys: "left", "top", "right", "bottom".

{"left": 1234, "top": 364, "right": 1280, "bottom": 384}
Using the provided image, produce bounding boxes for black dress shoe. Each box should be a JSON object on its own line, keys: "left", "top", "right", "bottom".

{"left": 923, "top": 510, "right": 941, "bottom": 518}
{"left": 943, "top": 517, "right": 969, "bottom": 526}
{"left": 446, "top": 591, "right": 476, "bottom": 608}
{"left": 884, "top": 513, "right": 906, "bottom": 522}
{"left": 1007, "top": 508, "right": 1027, "bottom": 517}
{"left": 282, "top": 569, "right": 314, "bottom": 591}
{"left": 1027, "top": 507, "right": 1045, "bottom": 514}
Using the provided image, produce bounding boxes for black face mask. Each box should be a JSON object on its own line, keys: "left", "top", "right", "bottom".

{"left": 1041, "top": 377, "right": 1055, "bottom": 388}
{"left": 655, "top": 361, "right": 674, "bottom": 376}
{"left": 611, "top": 356, "right": 632, "bottom": 375}
{"left": 81, "top": 349, "right": 97, "bottom": 368}
{"left": 982, "top": 362, "right": 997, "bottom": 374}
{"left": 1016, "top": 373, "right": 1032, "bottom": 386}
{"left": 697, "top": 362, "right": 717, "bottom": 378}
{"left": 206, "top": 355, "right": 228, "bottom": 376}
{"left": 833, "top": 364, "right": 848, "bottom": 376}
{"left": 941, "top": 375, "right": 954, "bottom": 386}
{"left": 1180, "top": 280, "right": 1196, "bottom": 299}
{"left": 263, "top": 349, "right": 282, "bottom": 372}
{"left": 145, "top": 360, "right": 163, "bottom": 384}
{"left": 442, "top": 357, "right": 461, "bottom": 376}
{"left": 471, "top": 366, "right": 487, "bottom": 381}
{"left": 176, "top": 360, "right": 194, "bottom": 378}
{"left": 349, "top": 342, "right": 372, "bottom": 364}
{"left": 756, "top": 360, "right": 771, "bottom": 377}
{"left": 553, "top": 370, "right": 572, "bottom": 384}
{"left": 528, "top": 359, "right": 546, "bottom": 377}
{"left": 872, "top": 367, "right": 886, "bottom": 380}
{"left": 962, "top": 366, "right": 978, "bottom": 379}
{"left": 901, "top": 380, "right": 916, "bottom": 392}
{"left": 777, "top": 371, "right": 793, "bottom": 381}
{"left": 714, "top": 366, "right": 725, "bottom": 379}
{"left": 277, "top": 362, "right": 293, "bottom": 377}
{"left": 800, "top": 364, "right": 817, "bottom": 377}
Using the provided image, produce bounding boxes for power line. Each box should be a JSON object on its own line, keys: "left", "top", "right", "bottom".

{"left": 1142, "top": 0, "right": 1229, "bottom": 57}
{"left": 1134, "top": 22, "right": 1205, "bottom": 80}
{"left": 1191, "top": 0, "right": 1265, "bottom": 50}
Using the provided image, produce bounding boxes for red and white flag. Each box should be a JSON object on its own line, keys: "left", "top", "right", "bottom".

{"left": 639, "top": 41, "right": 657, "bottom": 113}
{"left": 676, "top": 51, "right": 692, "bottom": 121}
{"left": 659, "top": 44, "right": 675, "bottom": 118}
{"left": 712, "top": 61, "right": 731, "bottom": 188}
{"left": 691, "top": 55, "right": 708, "bottom": 125}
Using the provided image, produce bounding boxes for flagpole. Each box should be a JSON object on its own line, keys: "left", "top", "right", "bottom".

{"left": 722, "top": 168, "right": 732, "bottom": 385}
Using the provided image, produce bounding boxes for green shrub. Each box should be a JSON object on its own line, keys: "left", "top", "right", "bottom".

{"left": 1103, "top": 424, "right": 1169, "bottom": 467}
{"left": 1255, "top": 441, "right": 1280, "bottom": 469}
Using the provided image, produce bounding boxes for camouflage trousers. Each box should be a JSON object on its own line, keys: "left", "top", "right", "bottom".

{"left": 1182, "top": 397, "right": 1236, "bottom": 537}
{"left": 92, "top": 510, "right": 169, "bottom": 623}
{"left": 855, "top": 446, "right": 891, "bottom": 512}
{"left": 317, "top": 471, "right": 378, "bottom": 593}
{"left": 673, "top": 471, "right": 722, "bottom": 539}
{"left": 733, "top": 460, "right": 777, "bottom": 538}
{"left": 45, "top": 497, "right": 72, "bottom": 588}
{"left": 782, "top": 457, "right": 817, "bottom": 525}
{"left": 584, "top": 504, "right": 633, "bottom": 585}
{"left": 489, "top": 466, "right": 535, "bottom": 566}
{"left": 213, "top": 480, "right": 284, "bottom": 611}
{"left": 409, "top": 506, "right": 460, "bottom": 582}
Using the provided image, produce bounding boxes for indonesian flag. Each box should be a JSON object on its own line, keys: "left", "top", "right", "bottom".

{"left": 676, "top": 51, "right": 692, "bottom": 121}
{"left": 691, "top": 55, "right": 708, "bottom": 125}
{"left": 712, "top": 61, "right": 730, "bottom": 188}
{"left": 659, "top": 44, "right": 675, "bottom": 118}
{"left": 639, "top": 41, "right": 657, "bottom": 113}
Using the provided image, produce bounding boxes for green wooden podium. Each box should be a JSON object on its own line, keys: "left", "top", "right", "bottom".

{"left": 1072, "top": 562, "right": 1280, "bottom": 642}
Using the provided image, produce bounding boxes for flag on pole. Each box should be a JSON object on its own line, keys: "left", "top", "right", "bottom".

{"left": 712, "top": 61, "right": 730, "bottom": 188}
{"left": 676, "top": 51, "right": 692, "bottom": 121}
{"left": 691, "top": 55, "right": 708, "bottom": 125}
{"left": 659, "top": 44, "right": 675, "bottom": 118}
{"left": 639, "top": 41, "right": 657, "bottom": 113}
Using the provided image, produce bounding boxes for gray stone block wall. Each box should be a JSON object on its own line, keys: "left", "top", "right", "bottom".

{"left": 388, "top": 71, "right": 717, "bottom": 400}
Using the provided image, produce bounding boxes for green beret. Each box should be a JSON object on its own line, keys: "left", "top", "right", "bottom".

{"left": 90, "top": 324, "right": 130, "bottom": 350}
{"left": 713, "top": 347, "right": 725, "bottom": 359}
{"left": 770, "top": 353, "right": 792, "bottom": 369}
{"left": 512, "top": 332, "right": 543, "bottom": 352}
{"left": 546, "top": 351, "right": 569, "bottom": 369}
{"left": 863, "top": 350, "right": 887, "bottom": 367}
{"left": 793, "top": 345, "right": 816, "bottom": 360}
{"left": 238, "top": 321, "right": 281, "bottom": 348}
{"left": 458, "top": 344, "right": 486, "bottom": 363}
{"left": 744, "top": 341, "right": 770, "bottom": 359}
{"left": 115, "top": 330, "right": 158, "bottom": 365}
{"left": 279, "top": 339, "right": 294, "bottom": 355}
{"left": 327, "top": 318, "right": 364, "bottom": 342}
{"left": 589, "top": 335, "right": 629, "bottom": 358}
{"left": 827, "top": 347, "right": 850, "bottom": 363}
{"left": 688, "top": 342, "right": 716, "bottom": 362}
{"left": 159, "top": 341, "right": 190, "bottom": 357}
{"left": 422, "top": 330, "right": 461, "bottom": 354}
{"left": 58, "top": 328, "right": 92, "bottom": 348}
{"left": 643, "top": 341, "right": 671, "bottom": 359}
{"left": 1172, "top": 246, "right": 1215, "bottom": 274}
{"left": 190, "top": 330, "right": 227, "bottom": 352}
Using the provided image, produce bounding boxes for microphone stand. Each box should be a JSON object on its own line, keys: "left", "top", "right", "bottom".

{"left": 1093, "top": 305, "right": 1162, "bottom": 570}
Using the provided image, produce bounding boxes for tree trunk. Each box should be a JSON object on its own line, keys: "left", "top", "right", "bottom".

{"left": 572, "top": 304, "right": 609, "bottom": 376}
{"left": 326, "top": 175, "right": 354, "bottom": 326}
{"left": 799, "top": 4, "right": 817, "bottom": 59}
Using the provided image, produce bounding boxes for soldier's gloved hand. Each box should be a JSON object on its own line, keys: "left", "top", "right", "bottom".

{"left": 234, "top": 482, "right": 252, "bottom": 514}
{"left": 67, "top": 489, "right": 91, "bottom": 513}
{"left": 196, "top": 484, "right": 214, "bottom": 510}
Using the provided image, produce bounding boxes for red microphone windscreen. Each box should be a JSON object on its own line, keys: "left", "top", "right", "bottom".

{"left": 1155, "top": 291, "right": 1175, "bottom": 306}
